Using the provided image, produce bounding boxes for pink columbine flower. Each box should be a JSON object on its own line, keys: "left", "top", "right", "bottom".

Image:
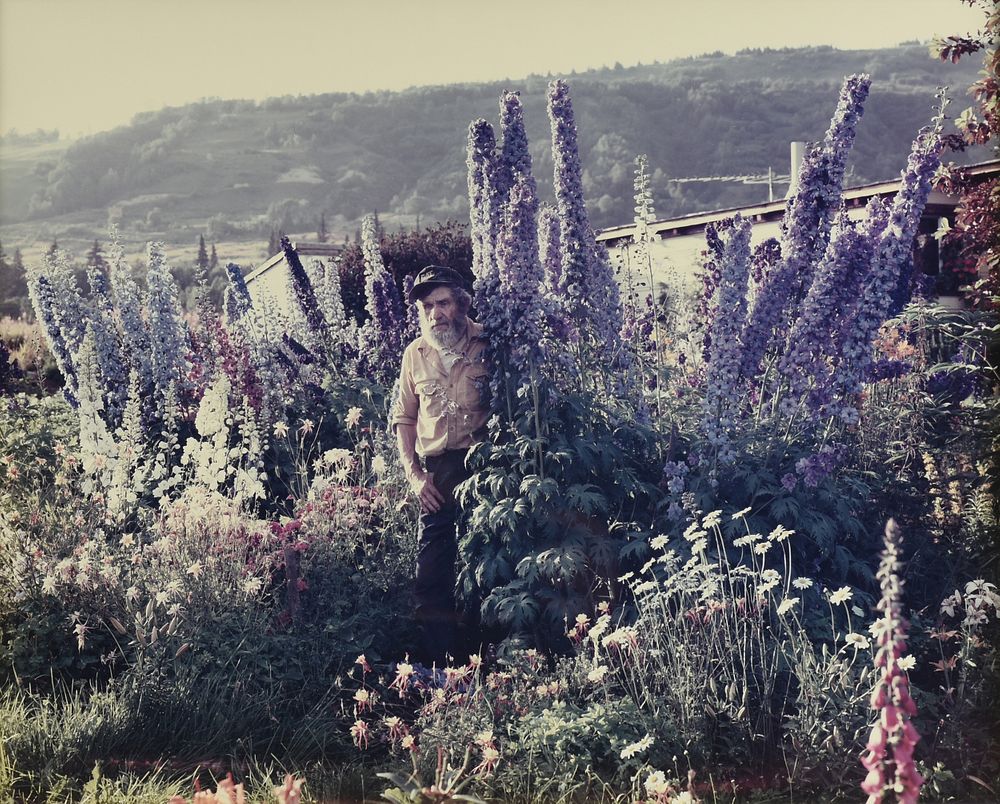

{"left": 390, "top": 660, "right": 415, "bottom": 697}
{"left": 860, "top": 519, "right": 923, "bottom": 804}
{"left": 350, "top": 718, "right": 370, "bottom": 749}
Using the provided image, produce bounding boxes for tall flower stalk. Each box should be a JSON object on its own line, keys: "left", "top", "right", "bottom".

{"left": 496, "top": 172, "right": 549, "bottom": 410}
{"left": 830, "top": 120, "right": 943, "bottom": 423}
{"left": 108, "top": 232, "right": 152, "bottom": 395}
{"left": 26, "top": 269, "right": 78, "bottom": 405}
{"left": 356, "top": 216, "right": 404, "bottom": 387}
{"left": 698, "top": 215, "right": 752, "bottom": 466}
{"left": 861, "top": 519, "right": 923, "bottom": 804}
{"left": 467, "top": 119, "right": 500, "bottom": 299}
{"left": 145, "top": 242, "right": 190, "bottom": 409}
{"left": 538, "top": 202, "right": 562, "bottom": 298}
{"left": 741, "top": 74, "right": 871, "bottom": 385}
{"left": 777, "top": 209, "right": 877, "bottom": 419}
{"left": 281, "top": 236, "right": 330, "bottom": 353}
{"left": 85, "top": 262, "right": 128, "bottom": 429}
{"left": 547, "top": 79, "right": 627, "bottom": 391}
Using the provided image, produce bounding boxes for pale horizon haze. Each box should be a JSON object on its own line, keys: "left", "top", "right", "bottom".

{"left": 0, "top": 0, "right": 987, "bottom": 138}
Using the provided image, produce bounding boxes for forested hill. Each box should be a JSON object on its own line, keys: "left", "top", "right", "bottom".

{"left": 0, "top": 44, "right": 981, "bottom": 244}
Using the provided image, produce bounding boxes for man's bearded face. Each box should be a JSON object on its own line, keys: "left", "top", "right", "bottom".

{"left": 418, "top": 286, "right": 467, "bottom": 349}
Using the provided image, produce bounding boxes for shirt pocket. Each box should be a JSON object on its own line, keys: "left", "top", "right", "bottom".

{"left": 415, "top": 379, "right": 448, "bottom": 418}
{"left": 461, "top": 365, "right": 491, "bottom": 410}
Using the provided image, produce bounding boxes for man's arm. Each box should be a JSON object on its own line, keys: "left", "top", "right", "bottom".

{"left": 395, "top": 423, "right": 446, "bottom": 514}
{"left": 390, "top": 347, "right": 446, "bottom": 514}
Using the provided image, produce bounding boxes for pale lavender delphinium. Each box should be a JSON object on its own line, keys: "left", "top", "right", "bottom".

{"left": 401, "top": 274, "right": 421, "bottom": 346}
{"left": 26, "top": 270, "right": 78, "bottom": 406}
{"left": 698, "top": 214, "right": 752, "bottom": 465}
{"left": 84, "top": 263, "right": 127, "bottom": 429}
{"left": 145, "top": 242, "right": 190, "bottom": 409}
{"left": 467, "top": 119, "right": 502, "bottom": 319}
{"left": 356, "top": 216, "right": 405, "bottom": 387}
{"left": 108, "top": 233, "right": 152, "bottom": 394}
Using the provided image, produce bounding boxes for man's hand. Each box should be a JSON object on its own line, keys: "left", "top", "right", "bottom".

{"left": 408, "top": 470, "right": 447, "bottom": 514}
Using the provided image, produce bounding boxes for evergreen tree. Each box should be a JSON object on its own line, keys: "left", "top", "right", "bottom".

{"left": 47, "top": 238, "right": 59, "bottom": 258}
{"left": 209, "top": 243, "right": 219, "bottom": 270}
{"left": 317, "top": 213, "right": 329, "bottom": 243}
{"left": 86, "top": 239, "right": 107, "bottom": 270}
{"left": 196, "top": 234, "right": 209, "bottom": 271}
{"left": 267, "top": 229, "right": 279, "bottom": 255}
{"left": 0, "top": 248, "right": 28, "bottom": 299}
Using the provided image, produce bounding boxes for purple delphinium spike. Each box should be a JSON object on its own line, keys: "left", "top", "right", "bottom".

{"left": 698, "top": 215, "right": 752, "bottom": 465}
{"left": 697, "top": 222, "right": 727, "bottom": 365}
{"left": 547, "top": 79, "right": 628, "bottom": 384}
{"left": 749, "top": 238, "right": 781, "bottom": 287}
{"left": 778, "top": 209, "right": 877, "bottom": 418}
{"left": 548, "top": 79, "right": 592, "bottom": 320}
{"left": 224, "top": 262, "right": 254, "bottom": 321}
{"left": 496, "top": 172, "right": 550, "bottom": 400}
{"left": 281, "top": 236, "right": 329, "bottom": 343}
{"left": 741, "top": 74, "right": 871, "bottom": 385}
{"left": 538, "top": 202, "right": 562, "bottom": 297}
{"left": 830, "top": 124, "right": 943, "bottom": 423}
{"left": 467, "top": 119, "right": 503, "bottom": 320}
{"left": 499, "top": 91, "right": 532, "bottom": 194}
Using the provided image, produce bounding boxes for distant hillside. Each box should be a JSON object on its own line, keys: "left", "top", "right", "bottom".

{"left": 0, "top": 44, "right": 982, "bottom": 253}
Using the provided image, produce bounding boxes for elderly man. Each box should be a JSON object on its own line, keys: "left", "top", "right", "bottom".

{"left": 390, "top": 265, "right": 490, "bottom": 665}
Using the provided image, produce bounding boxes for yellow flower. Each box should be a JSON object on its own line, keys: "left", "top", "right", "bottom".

{"left": 346, "top": 407, "right": 363, "bottom": 427}
{"left": 272, "top": 421, "right": 289, "bottom": 438}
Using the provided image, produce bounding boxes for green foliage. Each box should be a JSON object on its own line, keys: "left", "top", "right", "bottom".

{"left": 458, "top": 392, "right": 661, "bottom": 651}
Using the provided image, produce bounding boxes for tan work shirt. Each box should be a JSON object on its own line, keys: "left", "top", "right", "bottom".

{"left": 390, "top": 320, "right": 491, "bottom": 458}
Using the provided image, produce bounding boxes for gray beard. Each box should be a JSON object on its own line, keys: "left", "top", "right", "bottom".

{"left": 423, "top": 319, "right": 467, "bottom": 350}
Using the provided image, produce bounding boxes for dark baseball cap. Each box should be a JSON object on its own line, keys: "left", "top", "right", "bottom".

{"left": 407, "top": 265, "right": 468, "bottom": 303}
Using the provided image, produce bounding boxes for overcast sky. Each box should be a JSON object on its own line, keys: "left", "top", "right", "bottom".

{"left": 0, "top": 0, "right": 985, "bottom": 137}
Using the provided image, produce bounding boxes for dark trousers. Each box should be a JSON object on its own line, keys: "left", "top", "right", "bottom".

{"left": 414, "top": 449, "right": 470, "bottom": 666}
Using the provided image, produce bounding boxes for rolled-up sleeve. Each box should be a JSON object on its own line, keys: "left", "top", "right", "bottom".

{"left": 390, "top": 346, "right": 418, "bottom": 431}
